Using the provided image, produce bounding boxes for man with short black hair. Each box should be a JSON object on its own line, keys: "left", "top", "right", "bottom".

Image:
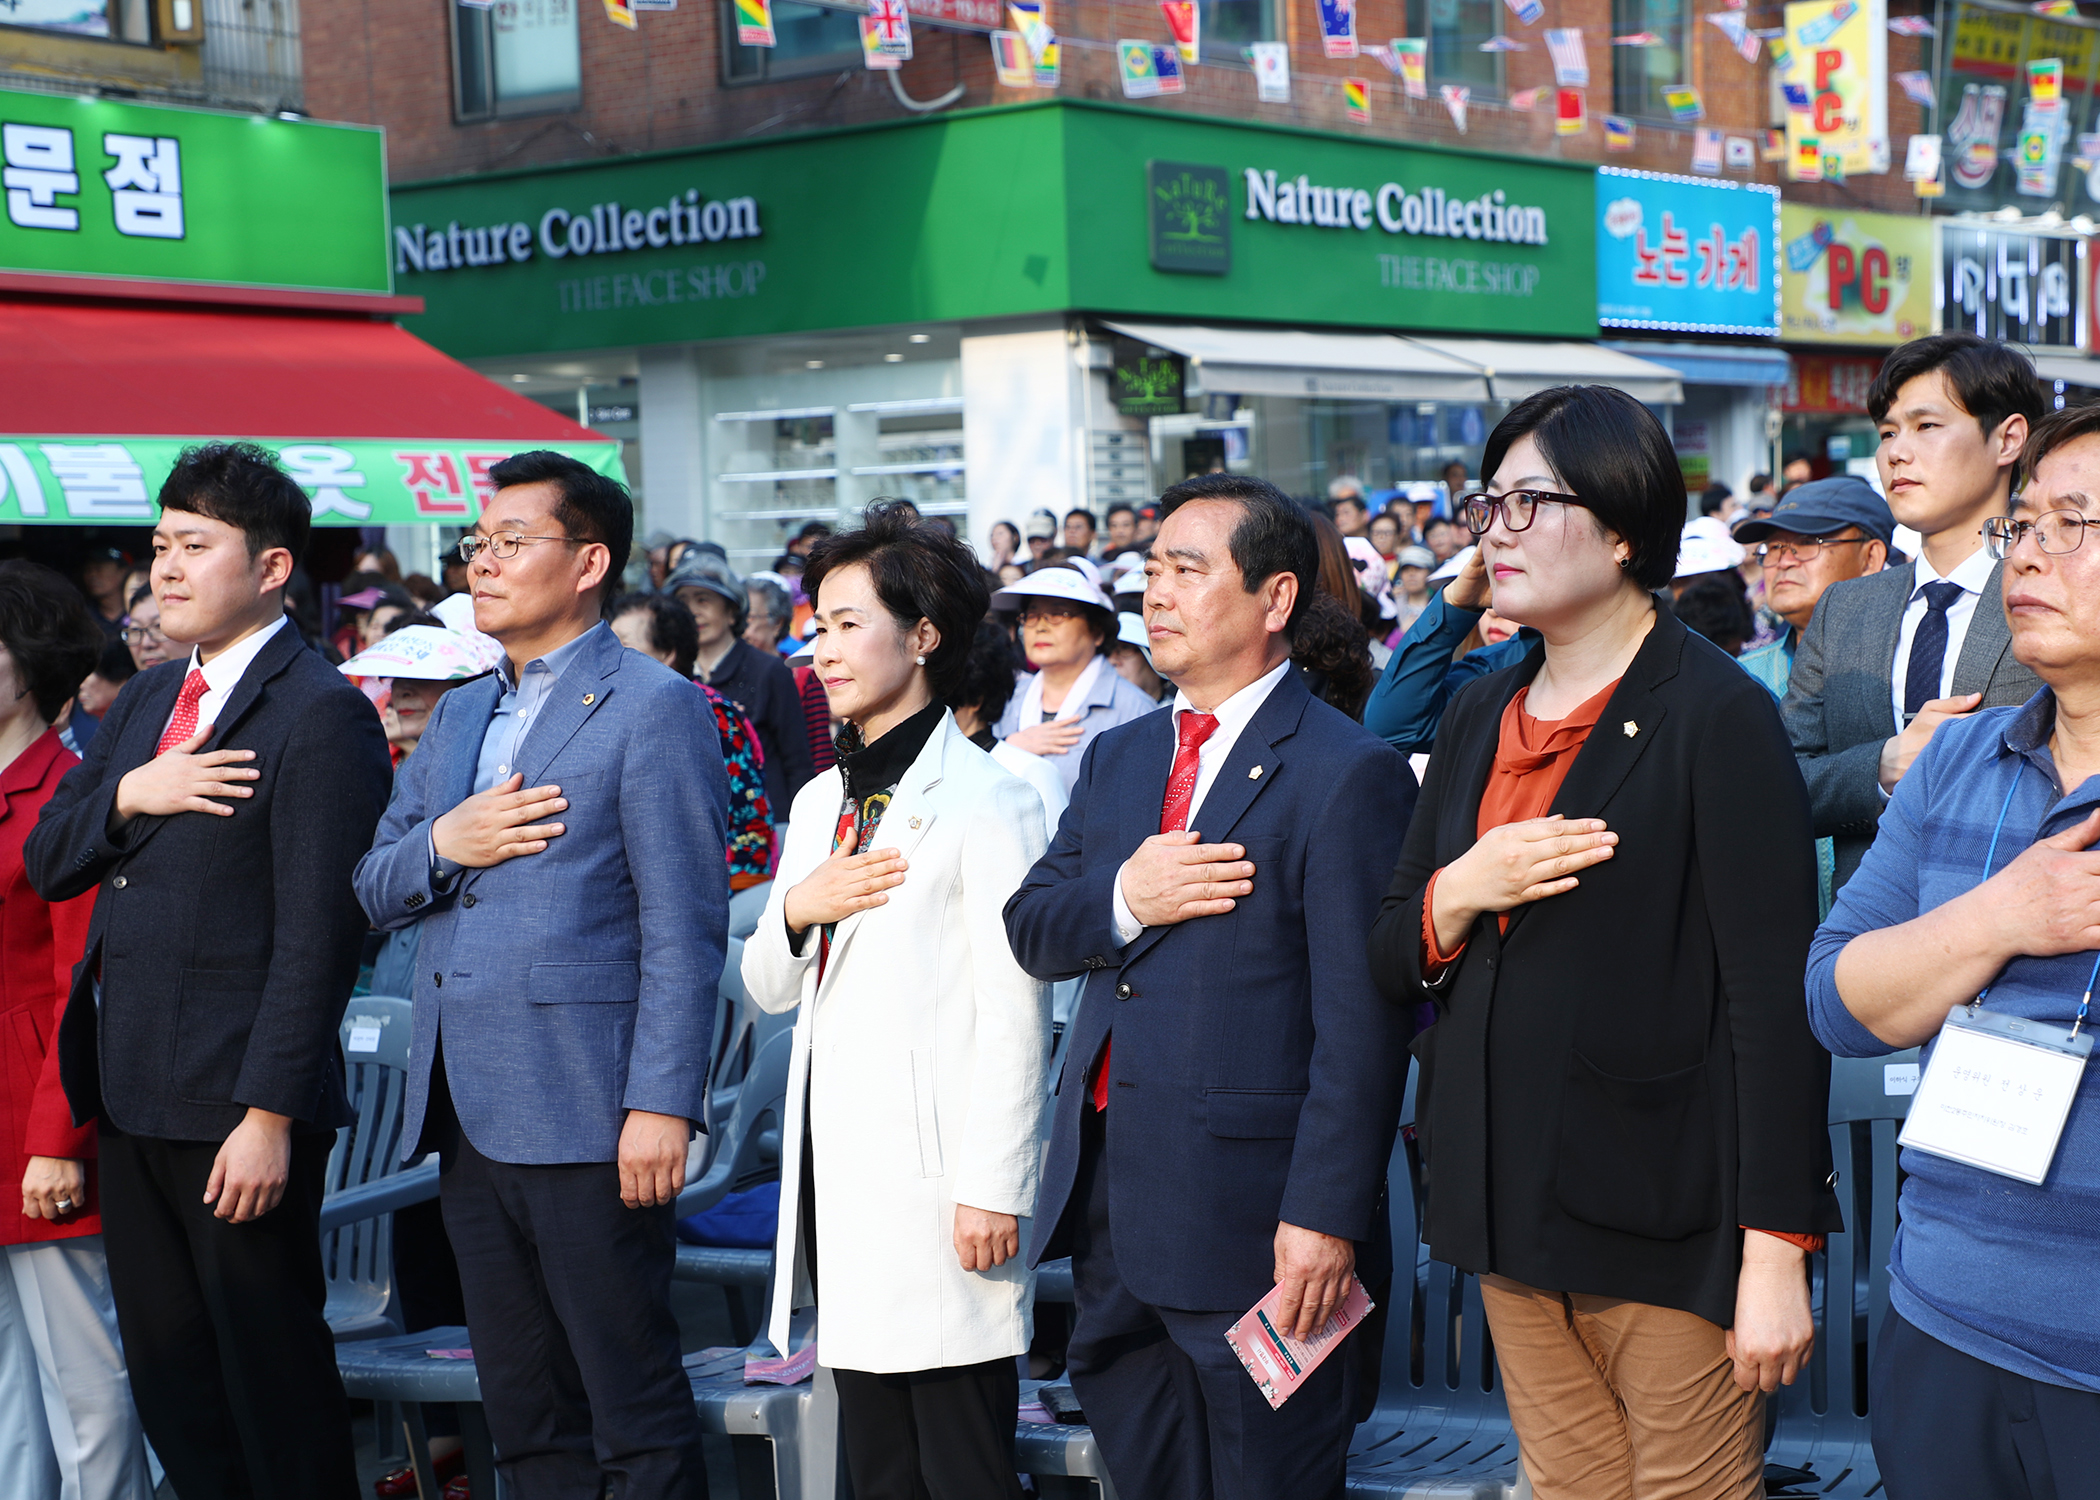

{"left": 1104, "top": 503, "right": 1138, "bottom": 555}
{"left": 1065, "top": 507, "right": 1100, "bottom": 557}
{"left": 356, "top": 450, "right": 726, "bottom": 1500}
{"left": 1005, "top": 474, "right": 1416, "bottom": 1499}
{"left": 26, "top": 442, "right": 392, "bottom": 1500}
{"left": 1783, "top": 332, "right": 2047, "bottom": 893}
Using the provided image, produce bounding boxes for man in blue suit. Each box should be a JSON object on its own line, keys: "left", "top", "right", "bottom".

{"left": 1004, "top": 475, "right": 1417, "bottom": 1500}
{"left": 356, "top": 452, "right": 728, "bottom": 1500}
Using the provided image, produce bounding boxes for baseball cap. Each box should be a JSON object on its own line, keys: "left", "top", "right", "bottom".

{"left": 1114, "top": 611, "right": 1153, "bottom": 666}
{"left": 664, "top": 551, "right": 747, "bottom": 617}
{"left": 1023, "top": 509, "right": 1059, "bottom": 540}
{"left": 1731, "top": 476, "right": 1896, "bottom": 548}
{"left": 1675, "top": 516, "right": 1746, "bottom": 579}
{"left": 1396, "top": 545, "right": 1436, "bottom": 571}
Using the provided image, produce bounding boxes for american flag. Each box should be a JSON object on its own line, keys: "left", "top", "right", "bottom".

{"left": 1545, "top": 28, "right": 1587, "bottom": 86}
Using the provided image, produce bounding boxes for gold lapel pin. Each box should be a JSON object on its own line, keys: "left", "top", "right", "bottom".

{"left": 1248, "top": 765, "right": 1264, "bottom": 780}
{"left": 909, "top": 816, "right": 922, "bottom": 829}
{"left": 1622, "top": 720, "right": 1638, "bottom": 738}
{"left": 582, "top": 692, "right": 596, "bottom": 705}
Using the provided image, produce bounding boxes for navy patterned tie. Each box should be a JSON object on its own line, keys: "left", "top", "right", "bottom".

{"left": 1903, "top": 580, "right": 1964, "bottom": 720}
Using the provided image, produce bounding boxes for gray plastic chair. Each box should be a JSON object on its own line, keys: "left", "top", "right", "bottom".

{"left": 335, "top": 1327, "right": 500, "bottom": 1500}
{"left": 323, "top": 997, "right": 418, "bottom": 1342}
{"left": 1763, "top": 1049, "right": 1918, "bottom": 1498}
{"left": 673, "top": 1026, "right": 792, "bottom": 1347}
{"left": 1347, "top": 1061, "right": 1523, "bottom": 1499}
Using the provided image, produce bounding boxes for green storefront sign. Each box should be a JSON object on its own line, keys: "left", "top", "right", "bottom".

{"left": 0, "top": 88, "right": 390, "bottom": 295}
{"left": 0, "top": 438, "right": 622, "bottom": 527}
{"left": 390, "top": 100, "right": 1597, "bottom": 359}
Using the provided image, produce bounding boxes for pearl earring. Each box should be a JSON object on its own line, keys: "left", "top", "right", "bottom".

{"left": 915, "top": 654, "right": 926, "bottom": 665}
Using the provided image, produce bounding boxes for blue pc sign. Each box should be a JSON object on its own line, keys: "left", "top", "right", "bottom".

{"left": 1596, "top": 167, "right": 1780, "bottom": 336}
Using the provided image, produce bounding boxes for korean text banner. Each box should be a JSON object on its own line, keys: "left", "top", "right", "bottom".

{"left": 0, "top": 88, "right": 390, "bottom": 295}
{"left": 1783, "top": 0, "right": 1889, "bottom": 178}
{"left": 1940, "top": 224, "right": 2081, "bottom": 346}
{"left": 1778, "top": 203, "right": 1934, "bottom": 345}
{"left": 0, "top": 438, "right": 625, "bottom": 526}
{"left": 1595, "top": 168, "right": 1779, "bottom": 335}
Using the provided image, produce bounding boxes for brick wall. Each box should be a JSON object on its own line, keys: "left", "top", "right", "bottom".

{"left": 310, "top": 0, "right": 1930, "bottom": 218}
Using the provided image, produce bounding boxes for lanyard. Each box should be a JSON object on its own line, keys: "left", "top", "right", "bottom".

{"left": 1975, "top": 759, "right": 2100, "bottom": 1039}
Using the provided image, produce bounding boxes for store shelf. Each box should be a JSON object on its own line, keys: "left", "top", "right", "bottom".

{"left": 846, "top": 396, "right": 964, "bottom": 414}
{"left": 714, "top": 406, "right": 837, "bottom": 423}
{"left": 717, "top": 468, "right": 839, "bottom": 483}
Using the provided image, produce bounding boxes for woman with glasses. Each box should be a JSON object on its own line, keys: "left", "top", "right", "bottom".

{"left": 1368, "top": 385, "right": 1839, "bottom": 1500}
{"left": 989, "top": 564, "right": 1162, "bottom": 794}
{"left": 1807, "top": 405, "right": 2100, "bottom": 1497}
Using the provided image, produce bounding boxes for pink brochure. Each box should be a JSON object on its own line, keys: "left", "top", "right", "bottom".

{"left": 1224, "top": 1276, "right": 1375, "bottom": 1410}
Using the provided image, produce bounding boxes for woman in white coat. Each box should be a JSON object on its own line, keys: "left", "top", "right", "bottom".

{"left": 743, "top": 503, "right": 1052, "bottom": 1500}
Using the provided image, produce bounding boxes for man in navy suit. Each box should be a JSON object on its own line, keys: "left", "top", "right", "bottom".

{"left": 1004, "top": 475, "right": 1417, "bottom": 1500}
{"left": 355, "top": 452, "right": 728, "bottom": 1500}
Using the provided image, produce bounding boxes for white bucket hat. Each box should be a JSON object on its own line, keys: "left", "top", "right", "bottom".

{"left": 990, "top": 566, "right": 1115, "bottom": 614}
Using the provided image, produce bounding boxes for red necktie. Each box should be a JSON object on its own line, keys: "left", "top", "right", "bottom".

{"left": 156, "top": 669, "right": 209, "bottom": 755}
{"left": 1093, "top": 711, "right": 1222, "bottom": 1112}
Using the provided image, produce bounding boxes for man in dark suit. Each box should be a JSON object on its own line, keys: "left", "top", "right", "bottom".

{"left": 25, "top": 443, "right": 392, "bottom": 1500}
{"left": 1004, "top": 475, "right": 1417, "bottom": 1500}
{"left": 1784, "top": 332, "right": 2046, "bottom": 892}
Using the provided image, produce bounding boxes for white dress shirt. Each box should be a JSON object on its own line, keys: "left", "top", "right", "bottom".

{"left": 1888, "top": 545, "right": 1996, "bottom": 732}
{"left": 161, "top": 614, "right": 289, "bottom": 742}
{"left": 1110, "top": 658, "right": 1293, "bottom": 945}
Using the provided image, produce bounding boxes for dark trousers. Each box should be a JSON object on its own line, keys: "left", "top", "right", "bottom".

{"left": 1062, "top": 1107, "right": 1356, "bottom": 1500}
{"left": 835, "top": 1359, "right": 1023, "bottom": 1500}
{"left": 96, "top": 1121, "right": 359, "bottom": 1500}
{"left": 424, "top": 1051, "right": 708, "bottom": 1500}
{"left": 1872, "top": 1309, "right": 2100, "bottom": 1500}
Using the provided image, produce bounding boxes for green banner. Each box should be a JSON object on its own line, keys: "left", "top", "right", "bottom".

{"left": 0, "top": 437, "right": 626, "bottom": 526}
{"left": 0, "top": 88, "right": 390, "bottom": 295}
{"left": 388, "top": 100, "right": 1598, "bottom": 360}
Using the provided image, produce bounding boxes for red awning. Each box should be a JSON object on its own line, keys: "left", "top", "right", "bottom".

{"left": 0, "top": 299, "right": 593, "bottom": 441}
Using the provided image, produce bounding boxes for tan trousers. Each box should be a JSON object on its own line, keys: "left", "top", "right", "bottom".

{"left": 1479, "top": 1275, "right": 1764, "bottom": 1500}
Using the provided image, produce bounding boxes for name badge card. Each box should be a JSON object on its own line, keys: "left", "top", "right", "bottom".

{"left": 1899, "top": 1007, "right": 2091, "bottom": 1185}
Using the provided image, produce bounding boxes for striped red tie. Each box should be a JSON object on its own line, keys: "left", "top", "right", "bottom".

{"left": 1093, "top": 711, "right": 1222, "bottom": 1112}
{"left": 156, "top": 669, "right": 209, "bottom": 755}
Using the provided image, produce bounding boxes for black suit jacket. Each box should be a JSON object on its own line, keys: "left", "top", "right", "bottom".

{"left": 1368, "top": 610, "right": 1841, "bottom": 1327}
{"left": 24, "top": 624, "right": 392, "bottom": 1142}
{"left": 1004, "top": 667, "right": 1418, "bottom": 1312}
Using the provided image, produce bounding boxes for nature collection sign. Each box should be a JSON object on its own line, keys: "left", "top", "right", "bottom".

{"left": 0, "top": 438, "right": 624, "bottom": 527}
{"left": 0, "top": 87, "right": 390, "bottom": 295}
{"left": 389, "top": 100, "right": 1600, "bottom": 358}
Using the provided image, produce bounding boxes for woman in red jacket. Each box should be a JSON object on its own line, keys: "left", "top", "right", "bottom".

{"left": 0, "top": 560, "right": 154, "bottom": 1500}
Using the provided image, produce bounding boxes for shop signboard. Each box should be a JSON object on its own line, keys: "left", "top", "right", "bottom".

{"left": 1778, "top": 202, "right": 1934, "bottom": 345}
{"left": 1781, "top": 0, "right": 1889, "bottom": 180}
{"left": 1783, "top": 353, "right": 1882, "bottom": 412}
{"left": 0, "top": 437, "right": 624, "bottom": 527}
{"left": 1939, "top": 223, "right": 2082, "bottom": 346}
{"left": 388, "top": 99, "right": 1600, "bottom": 359}
{"left": 1111, "top": 340, "right": 1186, "bottom": 415}
{"left": 0, "top": 87, "right": 391, "bottom": 296}
{"left": 1594, "top": 168, "right": 1779, "bottom": 336}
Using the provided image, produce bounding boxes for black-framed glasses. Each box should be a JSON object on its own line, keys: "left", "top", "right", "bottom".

{"left": 122, "top": 624, "right": 165, "bottom": 646}
{"left": 1018, "top": 604, "right": 1088, "bottom": 625}
{"left": 455, "top": 531, "right": 582, "bottom": 564}
{"left": 1985, "top": 512, "right": 2097, "bottom": 561}
{"left": 1754, "top": 537, "right": 1873, "bottom": 564}
{"left": 1461, "top": 489, "right": 1585, "bottom": 536}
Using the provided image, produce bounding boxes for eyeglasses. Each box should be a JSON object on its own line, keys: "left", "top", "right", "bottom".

{"left": 455, "top": 531, "right": 583, "bottom": 564}
{"left": 1754, "top": 537, "right": 1873, "bottom": 564}
{"left": 1985, "top": 511, "right": 2098, "bottom": 561}
{"left": 122, "top": 624, "right": 164, "bottom": 646}
{"left": 1461, "top": 489, "right": 1585, "bottom": 536}
{"left": 1018, "top": 605, "right": 1086, "bottom": 626}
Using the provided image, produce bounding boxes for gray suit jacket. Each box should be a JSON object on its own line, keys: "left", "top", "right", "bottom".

{"left": 354, "top": 626, "right": 730, "bottom": 1165}
{"left": 1781, "top": 558, "right": 2040, "bottom": 892}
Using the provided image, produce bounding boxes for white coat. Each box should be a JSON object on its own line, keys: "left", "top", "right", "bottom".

{"left": 742, "top": 711, "right": 1052, "bottom": 1375}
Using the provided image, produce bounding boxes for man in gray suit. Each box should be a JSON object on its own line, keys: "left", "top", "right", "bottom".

{"left": 1783, "top": 333, "right": 2045, "bottom": 892}
{"left": 356, "top": 452, "right": 728, "bottom": 1499}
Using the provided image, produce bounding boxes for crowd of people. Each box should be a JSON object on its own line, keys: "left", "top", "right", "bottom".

{"left": 0, "top": 328, "right": 2093, "bottom": 1500}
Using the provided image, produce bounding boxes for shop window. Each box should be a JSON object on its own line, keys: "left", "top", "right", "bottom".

{"left": 0, "top": 0, "right": 152, "bottom": 42}
{"left": 455, "top": 0, "right": 582, "bottom": 122}
{"left": 1412, "top": 0, "right": 1503, "bottom": 97}
{"left": 1936, "top": 1, "right": 2099, "bottom": 210}
{"left": 1610, "top": 0, "right": 1686, "bottom": 119}
{"left": 1201, "top": 0, "right": 1275, "bottom": 58}
{"left": 722, "top": 0, "right": 863, "bottom": 84}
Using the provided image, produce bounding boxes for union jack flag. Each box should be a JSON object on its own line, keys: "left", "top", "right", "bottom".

{"left": 868, "top": 0, "right": 909, "bottom": 43}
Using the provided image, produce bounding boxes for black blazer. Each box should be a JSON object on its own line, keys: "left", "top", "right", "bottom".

{"left": 25, "top": 624, "right": 392, "bottom": 1143}
{"left": 1368, "top": 609, "right": 1840, "bottom": 1327}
